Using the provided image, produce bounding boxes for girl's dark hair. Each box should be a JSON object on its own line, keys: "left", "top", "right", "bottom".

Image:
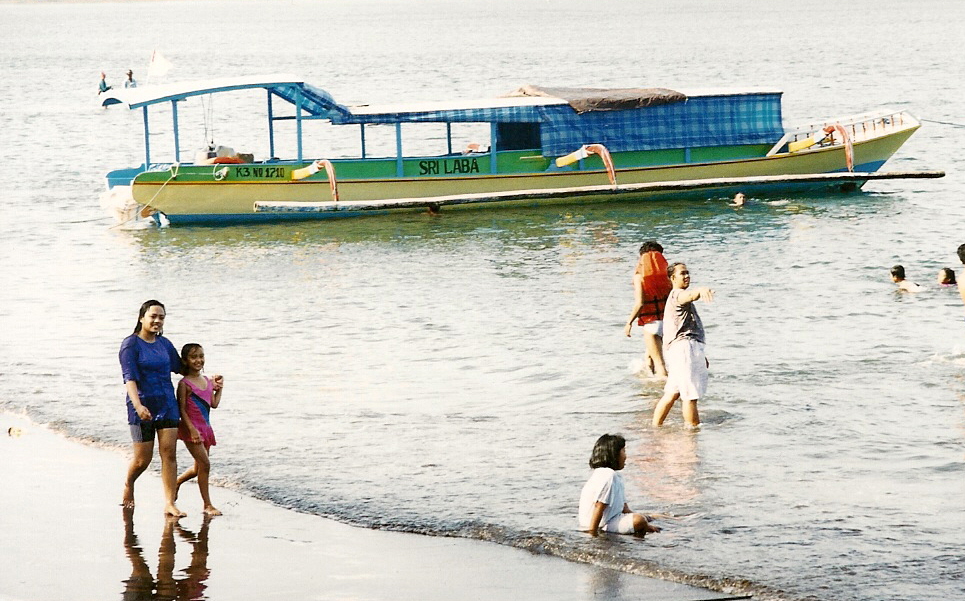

{"left": 589, "top": 434, "right": 626, "bottom": 470}
{"left": 133, "top": 300, "right": 165, "bottom": 335}
{"left": 180, "top": 343, "right": 203, "bottom": 375}
{"left": 940, "top": 267, "right": 957, "bottom": 285}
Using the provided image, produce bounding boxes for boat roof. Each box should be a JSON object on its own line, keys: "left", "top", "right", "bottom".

{"left": 100, "top": 73, "right": 783, "bottom": 125}
{"left": 339, "top": 87, "right": 783, "bottom": 123}
{"left": 346, "top": 94, "right": 567, "bottom": 116}
{"left": 99, "top": 74, "right": 350, "bottom": 117}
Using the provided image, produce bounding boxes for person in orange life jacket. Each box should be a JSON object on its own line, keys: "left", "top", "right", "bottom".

{"left": 624, "top": 241, "right": 673, "bottom": 377}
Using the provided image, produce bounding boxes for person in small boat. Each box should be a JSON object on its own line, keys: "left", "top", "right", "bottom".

{"left": 124, "top": 69, "right": 137, "bottom": 89}
{"left": 937, "top": 268, "right": 957, "bottom": 287}
{"left": 624, "top": 241, "right": 672, "bottom": 377}
{"left": 890, "top": 265, "right": 922, "bottom": 292}
{"left": 578, "top": 434, "right": 660, "bottom": 536}
{"left": 98, "top": 71, "right": 112, "bottom": 94}
{"left": 119, "top": 300, "right": 185, "bottom": 517}
{"left": 729, "top": 192, "right": 746, "bottom": 207}
{"left": 175, "top": 343, "right": 223, "bottom": 516}
{"left": 653, "top": 263, "right": 714, "bottom": 427}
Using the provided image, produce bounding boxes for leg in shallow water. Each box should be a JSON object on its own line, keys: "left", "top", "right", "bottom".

{"left": 682, "top": 399, "right": 700, "bottom": 427}
{"left": 652, "top": 391, "right": 679, "bottom": 427}
{"left": 644, "top": 331, "right": 667, "bottom": 378}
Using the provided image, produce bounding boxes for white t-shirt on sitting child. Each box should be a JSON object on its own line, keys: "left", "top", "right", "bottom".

{"left": 578, "top": 467, "right": 625, "bottom": 531}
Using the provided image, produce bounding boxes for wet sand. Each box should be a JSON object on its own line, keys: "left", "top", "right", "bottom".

{"left": 0, "top": 413, "right": 729, "bottom": 601}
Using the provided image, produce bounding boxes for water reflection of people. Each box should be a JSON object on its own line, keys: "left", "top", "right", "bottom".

{"left": 122, "top": 508, "right": 211, "bottom": 601}
{"left": 625, "top": 416, "right": 700, "bottom": 507}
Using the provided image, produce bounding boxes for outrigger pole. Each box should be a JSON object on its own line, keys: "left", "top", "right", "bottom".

{"left": 255, "top": 170, "right": 945, "bottom": 215}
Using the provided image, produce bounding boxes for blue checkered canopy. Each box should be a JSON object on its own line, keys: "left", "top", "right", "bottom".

{"left": 334, "top": 92, "right": 784, "bottom": 155}
{"left": 537, "top": 94, "right": 784, "bottom": 155}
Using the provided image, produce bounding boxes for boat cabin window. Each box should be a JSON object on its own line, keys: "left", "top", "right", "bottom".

{"left": 496, "top": 122, "right": 541, "bottom": 151}
{"left": 348, "top": 122, "right": 494, "bottom": 159}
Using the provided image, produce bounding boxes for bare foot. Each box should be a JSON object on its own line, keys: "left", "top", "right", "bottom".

{"left": 203, "top": 505, "right": 222, "bottom": 516}
{"left": 121, "top": 485, "right": 135, "bottom": 509}
{"left": 164, "top": 504, "right": 186, "bottom": 518}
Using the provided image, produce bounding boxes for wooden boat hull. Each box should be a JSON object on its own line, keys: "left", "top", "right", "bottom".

{"left": 130, "top": 119, "right": 919, "bottom": 225}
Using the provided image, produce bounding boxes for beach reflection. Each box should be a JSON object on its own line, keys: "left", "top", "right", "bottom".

{"left": 122, "top": 510, "right": 211, "bottom": 601}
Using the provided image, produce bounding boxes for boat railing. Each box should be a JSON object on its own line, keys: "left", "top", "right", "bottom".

{"left": 766, "top": 109, "right": 917, "bottom": 157}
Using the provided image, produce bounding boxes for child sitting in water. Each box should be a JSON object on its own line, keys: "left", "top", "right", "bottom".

{"left": 891, "top": 265, "right": 922, "bottom": 292}
{"left": 578, "top": 434, "right": 660, "bottom": 536}
{"left": 938, "top": 267, "right": 957, "bottom": 287}
{"left": 175, "top": 343, "right": 224, "bottom": 516}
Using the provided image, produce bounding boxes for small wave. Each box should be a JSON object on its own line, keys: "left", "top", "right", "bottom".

{"left": 246, "top": 485, "right": 808, "bottom": 601}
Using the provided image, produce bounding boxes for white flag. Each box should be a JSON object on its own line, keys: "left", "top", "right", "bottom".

{"left": 147, "top": 50, "right": 173, "bottom": 81}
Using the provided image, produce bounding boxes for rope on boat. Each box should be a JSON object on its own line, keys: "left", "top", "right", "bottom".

{"left": 291, "top": 159, "right": 339, "bottom": 202}
{"left": 555, "top": 144, "right": 618, "bottom": 187}
{"left": 824, "top": 124, "right": 854, "bottom": 172}
{"left": 109, "top": 163, "right": 180, "bottom": 229}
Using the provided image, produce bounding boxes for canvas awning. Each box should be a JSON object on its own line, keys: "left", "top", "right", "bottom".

{"left": 504, "top": 85, "right": 688, "bottom": 113}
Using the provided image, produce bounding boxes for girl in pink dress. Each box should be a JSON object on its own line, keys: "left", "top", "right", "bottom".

{"left": 175, "top": 343, "right": 224, "bottom": 516}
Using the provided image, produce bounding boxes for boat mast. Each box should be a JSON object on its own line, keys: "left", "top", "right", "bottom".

{"left": 395, "top": 123, "right": 403, "bottom": 177}
{"left": 267, "top": 89, "right": 276, "bottom": 159}
{"left": 490, "top": 122, "right": 498, "bottom": 174}
{"left": 142, "top": 106, "right": 151, "bottom": 167}
{"left": 171, "top": 99, "right": 180, "bottom": 162}
{"left": 295, "top": 86, "right": 304, "bottom": 162}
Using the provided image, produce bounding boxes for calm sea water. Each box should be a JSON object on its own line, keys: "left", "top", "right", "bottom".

{"left": 2, "top": 1, "right": 964, "bottom": 600}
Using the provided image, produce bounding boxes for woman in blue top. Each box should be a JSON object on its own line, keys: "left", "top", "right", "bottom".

{"left": 119, "top": 300, "right": 185, "bottom": 517}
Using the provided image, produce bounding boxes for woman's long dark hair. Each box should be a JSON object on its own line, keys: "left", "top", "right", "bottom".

{"left": 133, "top": 299, "right": 165, "bottom": 335}
{"left": 589, "top": 434, "right": 626, "bottom": 470}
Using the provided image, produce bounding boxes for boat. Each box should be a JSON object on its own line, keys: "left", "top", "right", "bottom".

{"left": 99, "top": 74, "right": 942, "bottom": 226}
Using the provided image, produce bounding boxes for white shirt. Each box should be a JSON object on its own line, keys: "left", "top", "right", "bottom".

{"left": 578, "top": 468, "right": 625, "bottom": 530}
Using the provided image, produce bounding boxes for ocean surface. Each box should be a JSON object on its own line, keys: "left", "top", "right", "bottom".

{"left": 1, "top": 1, "right": 964, "bottom": 600}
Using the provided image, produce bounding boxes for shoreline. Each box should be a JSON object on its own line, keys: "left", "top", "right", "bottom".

{"left": 1, "top": 412, "right": 730, "bottom": 601}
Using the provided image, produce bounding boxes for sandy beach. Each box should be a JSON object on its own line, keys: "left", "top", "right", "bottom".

{"left": 0, "top": 412, "right": 729, "bottom": 601}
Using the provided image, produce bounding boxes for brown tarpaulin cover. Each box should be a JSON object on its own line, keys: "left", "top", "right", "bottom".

{"left": 504, "top": 85, "right": 687, "bottom": 113}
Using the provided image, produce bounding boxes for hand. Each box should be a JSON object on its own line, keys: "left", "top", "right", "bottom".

{"left": 701, "top": 287, "right": 715, "bottom": 302}
{"left": 190, "top": 429, "right": 202, "bottom": 444}
{"left": 623, "top": 323, "right": 633, "bottom": 337}
{"left": 135, "top": 405, "right": 152, "bottom": 421}
{"left": 212, "top": 374, "right": 224, "bottom": 390}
